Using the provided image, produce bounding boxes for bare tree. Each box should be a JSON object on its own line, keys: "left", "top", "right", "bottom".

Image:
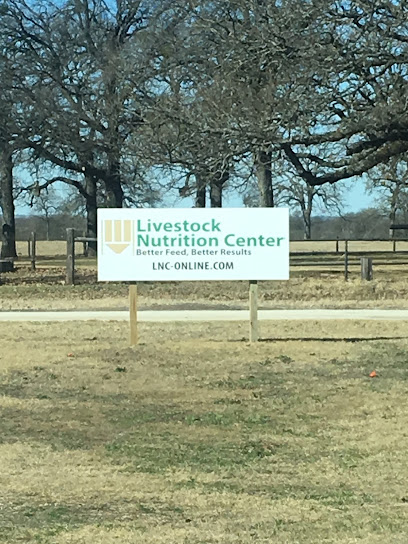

{"left": 4, "top": 0, "right": 408, "bottom": 257}
{"left": 30, "top": 186, "right": 60, "bottom": 241}
{"left": 280, "top": 178, "right": 345, "bottom": 240}
{"left": 0, "top": 145, "right": 16, "bottom": 261}
{"left": 163, "top": 1, "right": 408, "bottom": 193}
{"left": 3, "top": 0, "right": 169, "bottom": 250}
{"left": 367, "top": 158, "right": 408, "bottom": 236}
{"left": 0, "top": 32, "right": 22, "bottom": 261}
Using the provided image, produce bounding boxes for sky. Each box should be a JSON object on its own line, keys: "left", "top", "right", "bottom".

{"left": 168, "top": 176, "right": 378, "bottom": 213}
{"left": 15, "top": 174, "right": 377, "bottom": 216}
{"left": 343, "top": 180, "right": 377, "bottom": 213}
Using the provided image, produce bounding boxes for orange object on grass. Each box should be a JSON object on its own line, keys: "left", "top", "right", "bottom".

{"left": 369, "top": 370, "right": 378, "bottom": 378}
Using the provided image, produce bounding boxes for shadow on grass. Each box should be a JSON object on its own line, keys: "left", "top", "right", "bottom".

{"left": 0, "top": 496, "right": 187, "bottom": 542}
{"left": 225, "top": 336, "right": 407, "bottom": 343}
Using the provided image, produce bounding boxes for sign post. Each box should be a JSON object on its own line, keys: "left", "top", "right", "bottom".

{"left": 249, "top": 280, "right": 259, "bottom": 342}
{"left": 98, "top": 208, "right": 289, "bottom": 343}
{"left": 129, "top": 283, "right": 138, "bottom": 346}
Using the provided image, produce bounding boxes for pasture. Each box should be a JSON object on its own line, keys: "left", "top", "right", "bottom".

{"left": 2, "top": 241, "right": 408, "bottom": 542}
{"left": 11, "top": 238, "right": 408, "bottom": 258}
{"left": 3, "top": 238, "right": 408, "bottom": 310}
{"left": 1, "top": 319, "right": 408, "bottom": 543}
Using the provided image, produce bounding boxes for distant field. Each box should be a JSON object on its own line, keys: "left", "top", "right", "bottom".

{"left": 14, "top": 240, "right": 85, "bottom": 258}
{"left": 292, "top": 240, "right": 408, "bottom": 252}
{"left": 10, "top": 239, "right": 408, "bottom": 258}
{"left": 1, "top": 319, "right": 408, "bottom": 543}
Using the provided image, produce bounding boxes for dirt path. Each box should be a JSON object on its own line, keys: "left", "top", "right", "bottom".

{"left": 2, "top": 309, "right": 408, "bottom": 322}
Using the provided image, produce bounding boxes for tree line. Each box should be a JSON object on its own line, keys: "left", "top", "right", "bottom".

{"left": 5, "top": 207, "right": 405, "bottom": 244}
{"left": 1, "top": 0, "right": 408, "bottom": 260}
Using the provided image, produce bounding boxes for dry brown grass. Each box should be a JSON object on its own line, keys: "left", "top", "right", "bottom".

{"left": 2, "top": 239, "right": 408, "bottom": 311}
{"left": 11, "top": 239, "right": 408, "bottom": 257}
{"left": 2, "top": 274, "right": 408, "bottom": 310}
{"left": 1, "top": 319, "right": 408, "bottom": 543}
{"left": 14, "top": 240, "right": 83, "bottom": 258}
{"left": 291, "top": 240, "right": 408, "bottom": 252}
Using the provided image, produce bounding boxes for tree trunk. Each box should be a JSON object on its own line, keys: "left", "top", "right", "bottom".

{"left": 389, "top": 183, "right": 400, "bottom": 238}
{"left": 302, "top": 186, "right": 314, "bottom": 240}
{"left": 210, "top": 171, "right": 229, "bottom": 208}
{"left": 195, "top": 175, "right": 206, "bottom": 207}
{"left": 0, "top": 148, "right": 17, "bottom": 260}
{"left": 78, "top": 137, "right": 98, "bottom": 253}
{"left": 303, "top": 212, "right": 312, "bottom": 240}
{"left": 210, "top": 180, "right": 222, "bottom": 208}
{"left": 105, "top": 158, "right": 123, "bottom": 208}
{"left": 255, "top": 150, "right": 274, "bottom": 207}
{"left": 85, "top": 175, "right": 98, "bottom": 256}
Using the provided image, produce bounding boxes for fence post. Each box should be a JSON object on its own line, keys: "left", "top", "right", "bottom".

{"left": 344, "top": 240, "right": 349, "bottom": 281}
{"left": 27, "top": 237, "right": 31, "bottom": 259}
{"left": 361, "top": 257, "right": 373, "bottom": 281}
{"left": 31, "top": 232, "right": 36, "bottom": 271}
{"left": 83, "top": 231, "right": 88, "bottom": 257}
{"left": 66, "top": 228, "right": 75, "bottom": 285}
{"left": 336, "top": 237, "right": 339, "bottom": 253}
{"left": 393, "top": 239, "right": 396, "bottom": 252}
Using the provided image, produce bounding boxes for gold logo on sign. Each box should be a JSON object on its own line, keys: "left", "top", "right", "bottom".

{"left": 104, "top": 220, "right": 132, "bottom": 254}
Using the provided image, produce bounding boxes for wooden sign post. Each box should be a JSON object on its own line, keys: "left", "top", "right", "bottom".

{"left": 249, "top": 280, "right": 259, "bottom": 342}
{"left": 129, "top": 283, "right": 138, "bottom": 346}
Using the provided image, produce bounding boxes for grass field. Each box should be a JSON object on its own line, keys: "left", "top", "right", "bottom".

{"left": 2, "top": 273, "right": 408, "bottom": 311}
{"left": 2, "top": 240, "right": 408, "bottom": 311}
{"left": 1, "top": 319, "right": 408, "bottom": 543}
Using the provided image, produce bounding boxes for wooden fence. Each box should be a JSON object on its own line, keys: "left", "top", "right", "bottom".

{"left": 64, "top": 231, "right": 408, "bottom": 285}
{"left": 3, "top": 231, "right": 408, "bottom": 284}
{"left": 66, "top": 228, "right": 97, "bottom": 285}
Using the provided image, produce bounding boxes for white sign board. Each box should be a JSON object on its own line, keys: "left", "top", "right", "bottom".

{"left": 97, "top": 208, "right": 289, "bottom": 281}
